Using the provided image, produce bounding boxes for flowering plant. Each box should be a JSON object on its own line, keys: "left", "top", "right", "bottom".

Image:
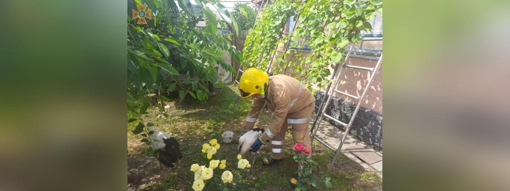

{"left": 292, "top": 143, "right": 333, "bottom": 190}
{"left": 190, "top": 139, "right": 250, "bottom": 191}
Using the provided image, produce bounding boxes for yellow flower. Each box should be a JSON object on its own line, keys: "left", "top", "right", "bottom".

{"left": 190, "top": 163, "right": 199, "bottom": 172}
{"left": 209, "top": 160, "right": 220, "bottom": 169}
{"left": 202, "top": 143, "right": 211, "bottom": 150}
{"left": 207, "top": 147, "right": 217, "bottom": 155}
{"left": 221, "top": 170, "right": 233, "bottom": 183}
{"left": 194, "top": 168, "right": 202, "bottom": 180}
{"left": 207, "top": 154, "right": 212, "bottom": 159}
{"left": 202, "top": 167, "right": 214, "bottom": 180}
{"left": 237, "top": 159, "right": 250, "bottom": 169}
{"left": 214, "top": 143, "right": 220, "bottom": 150}
{"left": 219, "top": 163, "right": 226, "bottom": 169}
{"left": 192, "top": 179, "right": 205, "bottom": 191}
{"left": 194, "top": 166, "right": 206, "bottom": 180}
{"left": 221, "top": 160, "right": 226, "bottom": 164}
{"left": 237, "top": 154, "right": 242, "bottom": 160}
{"left": 209, "top": 139, "right": 217, "bottom": 146}
{"left": 201, "top": 149, "right": 206, "bottom": 153}
{"left": 246, "top": 163, "right": 251, "bottom": 168}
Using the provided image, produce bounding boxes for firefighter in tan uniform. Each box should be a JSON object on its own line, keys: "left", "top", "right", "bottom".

{"left": 238, "top": 68, "right": 315, "bottom": 165}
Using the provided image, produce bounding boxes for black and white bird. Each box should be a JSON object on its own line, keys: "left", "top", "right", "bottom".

{"left": 147, "top": 126, "right": 183, "bottom": 167}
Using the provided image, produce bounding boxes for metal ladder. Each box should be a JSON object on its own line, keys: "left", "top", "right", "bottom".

{"left": 310, "top": 37, "right": 383, "bottom": 170}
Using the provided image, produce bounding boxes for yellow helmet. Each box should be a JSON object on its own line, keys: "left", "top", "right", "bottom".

{"left": 239, "top": 68, "right": 269, "bottom": 99}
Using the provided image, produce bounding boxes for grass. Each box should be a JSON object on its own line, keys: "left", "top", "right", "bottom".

{"left": 127, "top": 83, "right": 382, "bottom": 191}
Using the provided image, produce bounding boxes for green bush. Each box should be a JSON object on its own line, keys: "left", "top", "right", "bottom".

{"left": 128, "top": 0, "right": 242, "bottom": 141}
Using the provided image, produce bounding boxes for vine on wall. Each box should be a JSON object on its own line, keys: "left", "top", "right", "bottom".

{"left": 242, "top": 0, "right": 382, "bottom": 91}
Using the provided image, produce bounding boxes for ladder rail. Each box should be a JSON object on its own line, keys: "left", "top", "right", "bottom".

{"left": 310, "top": 45, "right": 354, "bottom": 139}
{"left": 328, "top": 53, "right": 383, "bottom": 170}
{"left": 310, "top": 59, "right": 343, "bottom": 132}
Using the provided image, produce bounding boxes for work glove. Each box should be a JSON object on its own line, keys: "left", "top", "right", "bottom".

{"left": 249, "top": 136, "right": 264, "bottom": 152}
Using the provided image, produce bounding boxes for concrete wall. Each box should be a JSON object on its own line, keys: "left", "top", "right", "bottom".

{"left": 314, "top": 91, "right": 383, "bottom": 148}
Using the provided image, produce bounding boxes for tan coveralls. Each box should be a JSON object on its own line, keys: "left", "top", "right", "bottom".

{"left": 243, "top": 75, "right": 315, "bottom": 159}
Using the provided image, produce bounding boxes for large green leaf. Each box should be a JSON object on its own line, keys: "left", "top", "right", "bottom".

{"left": 210, "top": 2, "right": 240, "bottom": 38}
{"left": 164, "top": 37, "right": 181, "bottom": 45}
{"left": 131, "top": 50, "right": 151, "bottom": 61}
{"left": 152, "top": 33, "right": 161, "bottom": 41}
{"left": 159, "top": 95, "right": 170, "bottom": 101}
{"left": 337, "top": 39, "right": 349, "bottom": 49}
{"left": 332, "top": 52, "right": 343, "bottom": 63}
{"left": 204, "top": 8, "right": 218, "bottom": 34}
{"left": 128, "top": 25, "right": 142, "bottom": 44}
{"left": 149, "top": 65, "right": 158, "bottom": 82}
{"left": 325, "top": 177, "right": 333, "bottom": 188}
{"left": 188, "top": 91, "right": 196, "bottom": 99}
{"left": 157, "top": 43, "right": 170, "bottom": 58}
{"left": 154, "top": 62, "right": 179, "bottom": 75}
{"left": 178, "top": 89, "right": 187, "bottom": 99}
{"left": 238, "top": 7, "right": 248, "bottom": 18}
{"left": 168, "top": 83, "right": 177, "bottom": 92}
{"left": 140, "top": 67, "right": 154, "bottom": 86}
{"left": 237, "top": 4, "right": 256, "bottom": 19}
{"left": 363, "top": 21, "right": 372, "bottom": 32}
{"left": 128, "top": 54, "right": 139, "bottom": 73}
{"left": 132, "top": 122, "right": 144, "bottom": 134}
{"left": 140, "top": 102, "right": 149, "bottom": 115}
{"left": 230, "top": 13, "right": 240, "bottom": 38}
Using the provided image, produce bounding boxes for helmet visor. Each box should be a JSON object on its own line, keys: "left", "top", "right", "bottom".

{"left": 239, "top": 89, "right": 252, "bottom": 98}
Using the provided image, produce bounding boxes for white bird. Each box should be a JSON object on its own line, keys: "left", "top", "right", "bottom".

{"left": 238, "top": 128, "right": 264, "bottom": 155}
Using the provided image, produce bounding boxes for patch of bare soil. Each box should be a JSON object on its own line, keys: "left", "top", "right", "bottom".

{"left": 127, "top": 155, "right": 170, "bottom": 190}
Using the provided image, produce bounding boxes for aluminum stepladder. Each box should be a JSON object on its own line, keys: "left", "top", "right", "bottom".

{"left": 310, "top": 37, "right": 383, "bottom": 170}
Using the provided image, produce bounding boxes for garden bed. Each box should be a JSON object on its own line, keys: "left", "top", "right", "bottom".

{"left": 127, "top": 84, "right": 382, "bottom": 190}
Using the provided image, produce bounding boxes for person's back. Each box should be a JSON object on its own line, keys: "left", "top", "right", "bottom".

{"left": 265, "top": 74, "right": 314, "bottom": 115}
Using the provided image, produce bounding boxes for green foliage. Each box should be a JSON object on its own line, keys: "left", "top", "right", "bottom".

{"left": 242, "top": 0, "right": 382, "bottom": 91}
{"left": 127, "top": 0, "right": 243, "bottom": 122}
{"left": 293, "top": 153, "right": 333, "bottom": 190}
{"left": 242, "top": 0, "right": 297, "bottom": 68}
{"left": 232, "top": 4, "right": 257, "bottom": 30}
{"left": 127, "top": 0, "right": 245, "bottom": 154}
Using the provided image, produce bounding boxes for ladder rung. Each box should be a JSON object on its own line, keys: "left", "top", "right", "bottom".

{"left": 362, "top": 37, "right": 382, "bottom": 41}
{"left": 333, "top": 89, "right": 359, "bottom": 100}
{"left": 323, "top": 113, "right": 348, "bottom": 127}
{"left": 314, "top": 136, "right": 336, "bottom": 151}
{"left": 345, "top": 64, "right": 374, "bottom": 72}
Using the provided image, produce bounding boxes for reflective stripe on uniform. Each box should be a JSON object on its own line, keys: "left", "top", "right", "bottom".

{"left": 289, "top": 83, "right": 303, "bottom": 109}
{"left": 287, "top": 118, "right": 309, "bottom": 124}
{"left": 266, "top": 128, "right": 275, "bottom": 138}
{"left": 246, "top": 117, "right": 257, "bottom": 122}
{"left": 272, "top": 148, "right": 282, "bottom": 153}
{"left": 271, "top": 140, "right": 282, "bottom": 145}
